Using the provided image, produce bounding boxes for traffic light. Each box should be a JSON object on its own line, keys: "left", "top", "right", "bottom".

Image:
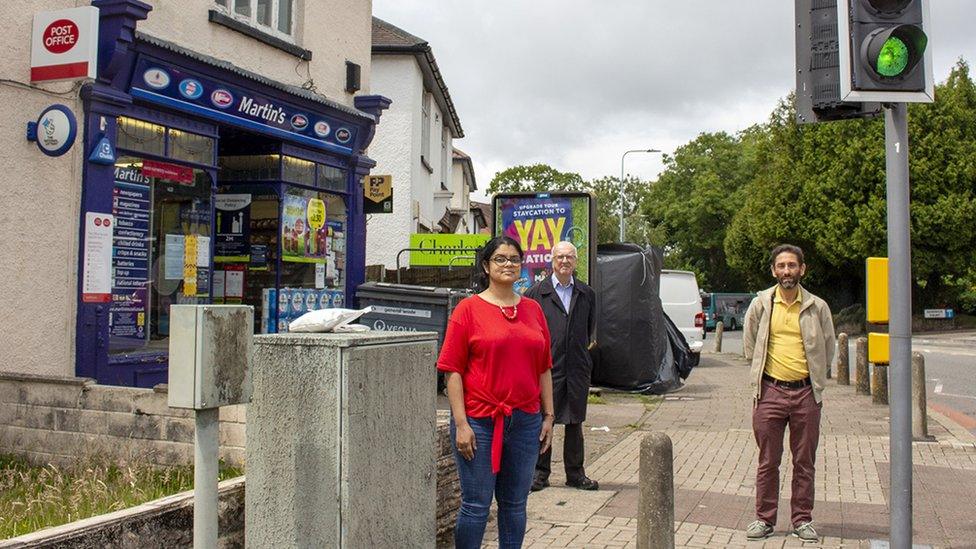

{"left": 838, "top": 0, "right": 934, "bottom": 102}
{"left": 795, "top": 0, "right": 880, "bottom": 123}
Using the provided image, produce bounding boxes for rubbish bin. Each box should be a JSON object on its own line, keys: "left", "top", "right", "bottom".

{"left": 356, "top": 282, "right": 471, "bottom": 388}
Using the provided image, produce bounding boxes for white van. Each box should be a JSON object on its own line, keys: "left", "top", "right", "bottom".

{"left": 660, "top": 270, "right": 705, "bottom": 355}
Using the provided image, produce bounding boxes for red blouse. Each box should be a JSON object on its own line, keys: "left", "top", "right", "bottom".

{"left": 437, "top": 294, "right": 553, "bottom": 472}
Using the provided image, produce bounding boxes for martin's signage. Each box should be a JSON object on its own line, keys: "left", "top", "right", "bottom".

{"left": 30, "top": 7, "right": 98, "bottom": 82}
{"left": 128, "top": 56, "right": 358, "bottom": 153}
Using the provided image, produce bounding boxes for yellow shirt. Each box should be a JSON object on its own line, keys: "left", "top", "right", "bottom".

{"left": 764, "top": 287, "right": 809, "bottom": 381}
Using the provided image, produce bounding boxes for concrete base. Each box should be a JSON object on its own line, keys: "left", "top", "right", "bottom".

{"left": 245, "top": 332, "right": 438, "bottom": 548}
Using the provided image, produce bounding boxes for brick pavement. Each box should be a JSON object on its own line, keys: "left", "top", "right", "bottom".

{"left": 471, "top": 352, "right": 976, "bottom": 548}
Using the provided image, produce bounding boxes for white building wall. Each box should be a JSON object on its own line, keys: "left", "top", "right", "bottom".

{"left": 0, "top": 0, "right": 370, "bottom": 377}
{"left": 365, "top": 55, "right": 423, "bottom": 268}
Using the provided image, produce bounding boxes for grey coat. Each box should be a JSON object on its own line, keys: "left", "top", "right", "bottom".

{"left": 524, "top": 276, "right": 596, "bottom": 424}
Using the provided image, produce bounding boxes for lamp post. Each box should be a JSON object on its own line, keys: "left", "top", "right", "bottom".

{"left": 619, "top": 149, "right": 660, "bottom": 242}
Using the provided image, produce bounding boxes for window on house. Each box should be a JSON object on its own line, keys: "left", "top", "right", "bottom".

{"left": 440, "top": 127, "right": 449, "bottom": 187}
{"left": 421, "top": 93, "right": 431, "bottom": 166}
{"left": 216, "top": 0, "right": 295, "bottom": 40}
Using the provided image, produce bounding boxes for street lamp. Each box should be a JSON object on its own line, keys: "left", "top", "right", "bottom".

{"left": 619, "top": 148, "right": 660, "bottom": 242}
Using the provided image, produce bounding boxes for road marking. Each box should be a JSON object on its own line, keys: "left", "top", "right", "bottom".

{"left": 935, "top": 391, "right": 976, "bottom": 401}
{"left": 934, "top": 383, "right": 943, "bottom": 394}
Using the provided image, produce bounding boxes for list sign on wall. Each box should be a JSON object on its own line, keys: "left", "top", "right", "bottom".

{"left": 110, "top": 167, "right": 152, "bottom": 347}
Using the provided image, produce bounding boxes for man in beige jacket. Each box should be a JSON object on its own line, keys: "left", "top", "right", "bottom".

{"left": 743, "top": 244, "right": 835, "bottom": 542}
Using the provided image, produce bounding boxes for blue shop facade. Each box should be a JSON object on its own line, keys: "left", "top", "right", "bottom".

{"left": 78, "top": 3, "right": 389, "bottom": 387}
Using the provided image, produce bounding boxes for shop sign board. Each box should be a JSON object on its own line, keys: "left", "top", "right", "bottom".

{"left": 364, "top": 175, "right": 393, "bottom": 214}
{"left": 142, "top": 159, "right": 194, "bottom": 184}
{"left": 30, "top": 6, "right": 98, "bottom": 82}
{"left": 82, "top": 212, "right": 114, "bottom": 303}
{"left": 27, "top": 104, "right": 77, "bottom": 157}
{"left": 493, "top": 192, "right": 596, "bottom": 295}
{"left": 128, "top": 55, "right": 358, "bottom": 154}
{"left": 408, "top": 234, "right": 489, "bottom": 267}
{"left": 110, "top": 177, "right": 151, "bottom": 347}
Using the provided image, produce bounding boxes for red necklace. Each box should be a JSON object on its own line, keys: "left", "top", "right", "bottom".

{"left": 500, "top": 304, "right": 518, "bottom": 321}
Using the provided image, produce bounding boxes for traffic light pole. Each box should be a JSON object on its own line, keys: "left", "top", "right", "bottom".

{"left": 884, "top": 102, "right": 912, "bottom": 549}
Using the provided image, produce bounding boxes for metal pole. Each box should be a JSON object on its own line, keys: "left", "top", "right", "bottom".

{"left": 885, "top": 102, "right": 912, "bottom": 548}
{"left": 618, "top": 149, "right": 659, "bottom": 242}
{"left": 194, "top": 408, "right": 220, "bottom": 549}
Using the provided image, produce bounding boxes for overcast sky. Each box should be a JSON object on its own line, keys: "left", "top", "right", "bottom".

{"left": 372, "top": 1, "right": 976, "bottom": 202}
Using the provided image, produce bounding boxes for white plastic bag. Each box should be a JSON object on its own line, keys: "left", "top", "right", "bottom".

{"left": 288, "top": 307, "right": 373, "bottom": 333}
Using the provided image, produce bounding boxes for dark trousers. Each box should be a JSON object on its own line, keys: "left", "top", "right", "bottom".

{"left": 752, "top": 380, "right": 822, "bottom": 527}
{"left": 535, "top": 423, "right": 585, "bottom": 482}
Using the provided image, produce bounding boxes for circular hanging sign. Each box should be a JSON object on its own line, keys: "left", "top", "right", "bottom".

{"left": 34, "top": 104, "right": 77, "bottom": 157}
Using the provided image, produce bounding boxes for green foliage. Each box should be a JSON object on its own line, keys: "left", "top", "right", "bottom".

{"left": 487, "top": 60, "right": 976, "bottom": 312}
{"left": 0, "top": 453, "right": 243, "bottom": 538}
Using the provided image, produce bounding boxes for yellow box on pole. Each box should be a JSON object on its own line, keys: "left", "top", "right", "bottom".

{"left": 868, "top": 332, "right": 890, "bottom": 364}
{"left": 866, "top": 257, "right": 889, "bottom": 324}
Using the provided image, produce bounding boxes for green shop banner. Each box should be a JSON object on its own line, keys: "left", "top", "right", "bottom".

{"left": 409, "top": 233, "right": 490, "bottom": 267}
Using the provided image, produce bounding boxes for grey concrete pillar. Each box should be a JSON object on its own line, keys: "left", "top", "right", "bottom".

{"left": 246, "top": 332, "right": 438, "bottom": 548}
{"left": 872, "top": 364, "right": 889, "bottom": 405}
{"left": 714, "top": 321, "right": 724, "bottom": 353}
{"left": 638, "top": 432, "right": 674, "bottom": 549}
{"left": 912, "top": 352, "right": 931, "bottom": 440}
{"left": 855, "top": 337, "right": 871, "bottom": 395}
{"left": 836, "top": 333, "right": 850, "bottom": 385}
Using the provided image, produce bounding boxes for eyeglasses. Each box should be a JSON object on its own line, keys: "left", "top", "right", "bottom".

{"left": 490, "top": 255, "right": 523, "bottom": 265}
{"left": 554, "top": 254, "right": 577, "bottom": 262}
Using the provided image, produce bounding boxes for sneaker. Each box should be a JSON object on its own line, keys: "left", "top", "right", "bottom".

{"left": 791, "top": 522, "right": 819, "bottom": 542}
{"left": 530, "top": 476, "right": 549, "bottom": 492}
{"left": 745, "top": 520, "right": 773, "bottom": 540}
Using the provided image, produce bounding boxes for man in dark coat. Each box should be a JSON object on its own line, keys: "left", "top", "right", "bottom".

{"left": 525, "top": 241, "right": 599, "bottom": 491}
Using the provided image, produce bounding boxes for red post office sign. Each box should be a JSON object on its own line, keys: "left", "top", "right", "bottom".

{"left": 30, "top": 7, "right": 99, "bottom": 83}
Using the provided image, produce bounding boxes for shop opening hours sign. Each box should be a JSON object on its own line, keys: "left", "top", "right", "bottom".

{"left": 30, "top": 7, "right": 98, "bottom": 83}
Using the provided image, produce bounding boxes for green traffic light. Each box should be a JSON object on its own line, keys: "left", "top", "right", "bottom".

{"left": 876, "top": 36, "right": 910, "bottom": 77}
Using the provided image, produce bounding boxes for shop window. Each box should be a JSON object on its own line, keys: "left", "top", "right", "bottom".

{"left": 117, "top": 117, "right": 166, "bottom": 158}
{"left": 316, "top": 165, "right": 346, "bottom": 192}
{"left": 109, "top": 156, "right": 213, "bottom": 355}
{"left": 219, "top": 154, "right": 281, "bottom": 181}
{"left": 213, "top": 183, "right": 347, "bottom": 334}
{"left": 217, "top": 0, "right": 295, "bottom": 40}
{"left": 169, "top": 129, "right": 215, "bottom": 165}
{"left": 282, "top": 155, "right": 315, "bottom": 186}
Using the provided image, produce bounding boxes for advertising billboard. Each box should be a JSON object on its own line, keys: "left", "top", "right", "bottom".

{"left": 492, "top": 192, "right": 596, "bottom": 294}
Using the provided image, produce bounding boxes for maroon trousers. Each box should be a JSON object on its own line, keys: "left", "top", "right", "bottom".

{"left": 752, "top": 380, "right": 821, "bottom": 527}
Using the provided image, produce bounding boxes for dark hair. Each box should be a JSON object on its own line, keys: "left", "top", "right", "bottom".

{"left": 471, "top": 236, "right": 524, "bottom": 292}
{"left": 769, "top": 244, "right": 805, "bottom": 266}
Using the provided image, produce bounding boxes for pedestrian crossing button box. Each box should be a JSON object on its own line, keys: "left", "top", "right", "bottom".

{"left": 168, "top": 305, "right": 254, "bottom": 410}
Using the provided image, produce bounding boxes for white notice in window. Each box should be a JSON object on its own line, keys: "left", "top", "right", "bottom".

{"left": 82, "top": 212, "right": 114, "bottom": 302}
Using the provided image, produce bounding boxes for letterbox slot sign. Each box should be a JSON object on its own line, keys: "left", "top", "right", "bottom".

{"left": 30, "top": 6, "right": 99, "bottom": 83}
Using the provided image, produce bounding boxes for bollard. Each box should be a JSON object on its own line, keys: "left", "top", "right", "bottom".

{"left": 871, "top": 364, "right": 889, "bottom": 405}
{"left": 836, "top": 333, "right": 850, "bottom": 385}
{"left": 638, "top": 432, "right": 674, "bottom": 549}
{"left": 855, "top": 337, "right": 871, "bottom": 395}
{"left": 714, "top": 321, "right": 724, "bottom": 353}
{"left": 912, "top": 352, "right": 932, "bottom": 440}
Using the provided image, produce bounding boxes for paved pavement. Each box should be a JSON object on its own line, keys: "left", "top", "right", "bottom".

{"left": 473, "top": 351, "right": 976, "bottom": 548}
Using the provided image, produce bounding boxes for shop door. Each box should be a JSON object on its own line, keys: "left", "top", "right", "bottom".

{"left": 106, "top": 156, "right": 213, "bottom": 386}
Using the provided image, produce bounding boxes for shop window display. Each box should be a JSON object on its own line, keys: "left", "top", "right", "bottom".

{"left": 109, "top": 156, "right": 213, "bottom": 354}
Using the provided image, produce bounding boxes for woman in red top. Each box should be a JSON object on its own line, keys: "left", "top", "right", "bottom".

{"left": 438, "top": 236, "right": 555, "bottom": 549}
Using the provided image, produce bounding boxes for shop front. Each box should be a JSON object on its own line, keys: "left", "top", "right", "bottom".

{"left": 77, "top": 8, "right": 388, "bottom": 387}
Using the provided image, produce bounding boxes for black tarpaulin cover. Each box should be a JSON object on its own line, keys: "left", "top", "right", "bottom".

{"left": 590, "top": 243, "right": 692, "bottom": 394}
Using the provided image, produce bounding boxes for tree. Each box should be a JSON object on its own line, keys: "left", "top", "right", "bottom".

{"left": 487, "top": 164, "right": 586, "bottom": 194}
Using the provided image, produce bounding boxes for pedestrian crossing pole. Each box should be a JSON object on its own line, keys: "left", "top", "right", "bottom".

{"left": 885, "top": 102, "right": 913, "bottom": 548}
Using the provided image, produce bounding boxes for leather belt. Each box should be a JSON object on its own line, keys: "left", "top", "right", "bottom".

{"left": 762, "top": 373, "right": 811, "bottom": 389}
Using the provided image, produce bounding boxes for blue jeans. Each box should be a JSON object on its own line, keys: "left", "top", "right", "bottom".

{"left": 451, "top": 409, "right": 542, "bottom": 549}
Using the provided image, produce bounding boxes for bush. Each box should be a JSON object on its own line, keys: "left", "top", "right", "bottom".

{"left": 833, "top": 303, "right": 866, "bottom": 336}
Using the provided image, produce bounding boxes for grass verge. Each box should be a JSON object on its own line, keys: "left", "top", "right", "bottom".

{"left": 0, "top": 453, "right": 242, "bottom": 539}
